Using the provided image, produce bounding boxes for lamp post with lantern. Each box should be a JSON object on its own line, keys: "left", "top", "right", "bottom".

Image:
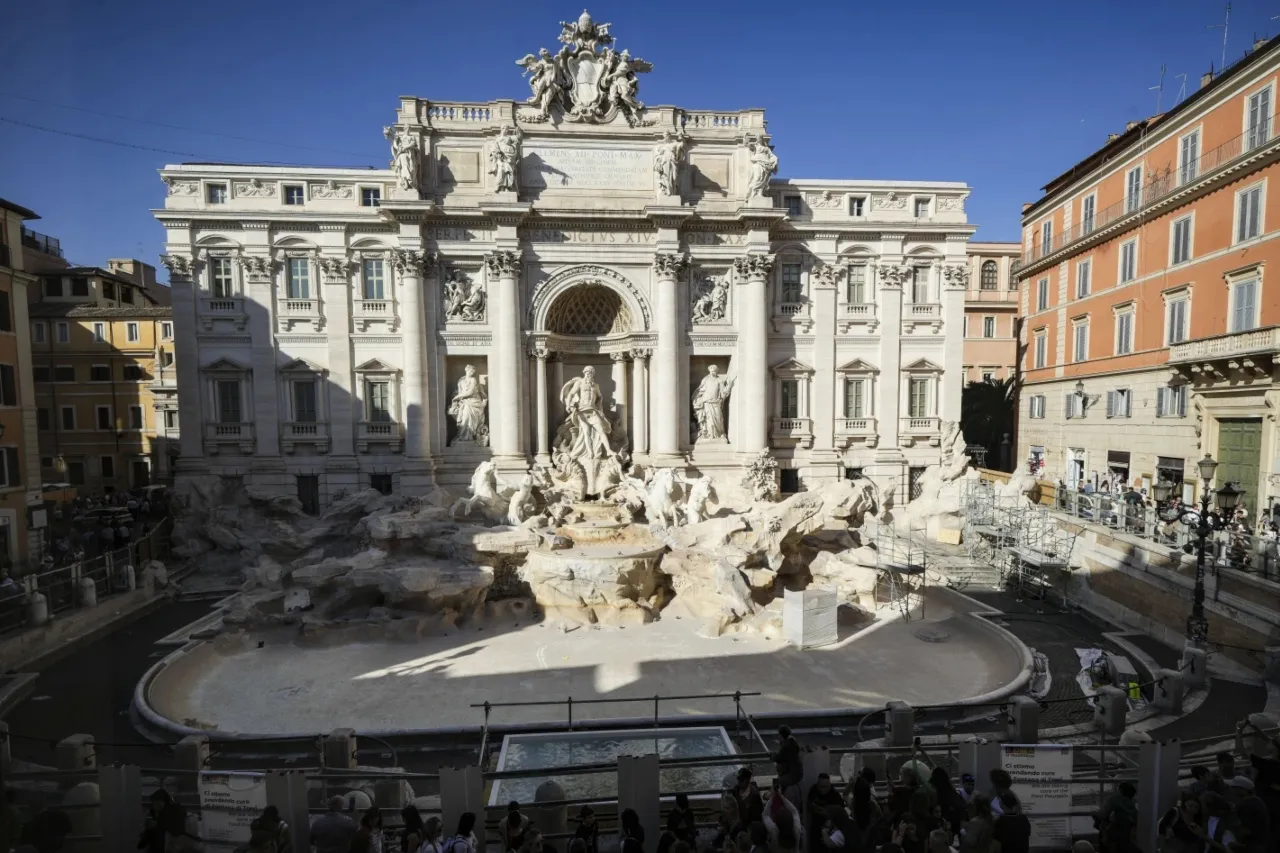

{"left": 1161, "top": 454, "right": 1244, "bottom": 646}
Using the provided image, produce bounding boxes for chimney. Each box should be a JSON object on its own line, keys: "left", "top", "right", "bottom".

{"left": 1201, "top": 70, "right": 1215, "bottom": 89}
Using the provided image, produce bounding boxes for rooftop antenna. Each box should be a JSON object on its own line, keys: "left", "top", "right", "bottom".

{"left": 1209, "top": 3, "right": 1231, "bottom": 73}
{"left": 1149, "top": 64, "right": 1167, "bottom": 112}
{"left": 1174, "top": 72, "right": 1188, "bottom": 105}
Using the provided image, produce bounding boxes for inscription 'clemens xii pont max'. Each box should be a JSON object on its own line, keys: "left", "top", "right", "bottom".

{"left": 520, "top": 146, "right": 652, "bottom": 191}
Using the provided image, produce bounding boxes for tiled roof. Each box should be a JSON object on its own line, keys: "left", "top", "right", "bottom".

{"left": 28, "top": 303, "right": 172, "bottom": 319}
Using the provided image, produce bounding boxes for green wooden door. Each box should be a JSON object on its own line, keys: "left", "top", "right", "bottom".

{"left": 1217, "top": 418, "right": 1263, "bottom": 515}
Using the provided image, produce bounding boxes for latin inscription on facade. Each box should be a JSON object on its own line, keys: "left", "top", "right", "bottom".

{"left": 520, "top": 146, "right": 652, "bottom": 191}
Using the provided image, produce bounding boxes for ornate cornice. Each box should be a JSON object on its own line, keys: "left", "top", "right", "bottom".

{"left": 484, "top": 250, "right": 521, "bottom": 278}
{"left": 651, "top": 252, "right": 689, "bottom": 278}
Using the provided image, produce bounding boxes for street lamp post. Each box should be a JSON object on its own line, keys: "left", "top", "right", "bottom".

{"left": 1183, "top": 454, "right": 1244, "bottom": 646}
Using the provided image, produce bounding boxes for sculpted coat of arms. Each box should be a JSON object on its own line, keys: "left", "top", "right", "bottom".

{"left": 515, "top": 10, "right": 653, "bottom": 126}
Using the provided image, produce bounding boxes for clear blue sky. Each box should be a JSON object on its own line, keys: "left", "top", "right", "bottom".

{"left": 2, "top": 0, "right": 1275, "bottom": 275}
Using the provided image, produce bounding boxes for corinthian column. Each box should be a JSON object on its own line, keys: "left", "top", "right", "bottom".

{"left": 486, "top": 250, "right": 523, "bottom": 460}
{"left": 393, "top": 249, "right": 435, "bottom": 460}
{"left": 733, "top": 253, "right": 773, "bottom": 454}
{"left": 650, "top": 252, "right": 687, "bottom": 462}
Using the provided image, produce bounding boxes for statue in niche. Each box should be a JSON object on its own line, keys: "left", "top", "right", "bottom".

{"left": 385, "top": 126, "right": 419, "bottom": 192}
{"left": 487, "top": 126, "right": 523, "bottom": 193}
{"left": 744, "top": 135, "right": 779, "bottom": 199}
{"left": 690, "top": 274, "right": 729, "bottom": 324}
{"left": 448, "top": 364, "right": 489, "bottom": 444}
{"left": 559, "top": 365, "right": 614, "bottom": 461}
{"left": 443, "top": 270, "right": 485, "bottom": 322}
{"left": 653, "top": 129, "right": 686, "bottom": 197}
{"left": 692, "top": 364, "right": 734, "bottom": 441}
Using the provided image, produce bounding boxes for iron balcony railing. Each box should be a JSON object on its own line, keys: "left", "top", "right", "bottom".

{"left": 21, "top": 227, "right": 62, "bottom": 258}
{"left": 1022, "top": 125, "right": 1268, "bottom": 267}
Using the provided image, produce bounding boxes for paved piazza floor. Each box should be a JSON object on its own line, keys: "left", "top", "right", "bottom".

{"left": 149, "top": 590, "right": 1026, "bottom": 735}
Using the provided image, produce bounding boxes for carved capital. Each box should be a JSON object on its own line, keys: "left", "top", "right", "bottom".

{"left": 629, "top": 347, "right": 653, "bottom": 361}
{"left": 733, "top": 253, "right": 774, "bottom": 281}
{"left": 160, "top": 254, "right": 196, "bottom": 279}
{"left": 811, "top": 260, "right": 846, "bottom": 289}
{"left": 651, "top": 252, "right": 689, "bottom": 279}
{"left": 878, "top": 264, "right": 908, "bottom": 289}
{"left": 317, "top": 256, "right": 356, "bottom": 281}
{"left": 236, "top": 255, "right": 278, "bottom": 280}
{"left": 392, "top": 249, "right": 437, "bottom": 278}
{"left": 484, "top": 250, "right": 521, "bottom": 279}
{"left": 942, "top": 264, "right": 970, "bottom": 289}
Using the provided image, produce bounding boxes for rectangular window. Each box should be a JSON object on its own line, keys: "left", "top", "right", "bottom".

{"left": 779, "top": 380, "right": 800, "bottom": 419}
{"left": 33, "top": 322, "right": 46, "bottom": 344}
{"left": 844, "top": 379, "right": 865, "bottom": 418}
{"left": 982, "top": 316, "right": 995, "bottom": 338}
{"left": 93, "top": 322, "right": 106, "bottom": 343}
{"left": 1115, "top": 310, "right": 1134, "bottom": 355}
{"left": 1076, "top": 260, "right": 1091, "bottom": 298}
{"left": 1237, "top": 186, "right": 1262, "bottom": 242}
{"left": 368, "top": 381, "right": 392, "bottom": 422}
{"left": 1029, "top": 395, "right": 1046, "bottom": 419}
{"left": 0, "top": 447, "right": 20, "bottom": 488}
{"left": 1034, "top": 331, "right": 1047, "bottom": 368}
{"left": 37, "top": 408, "right": 50, "bottom": 430}
{"left": 161, "top": 321, "right": 173, "bottom": 339}
{"left": 216, "top": 380, "right": 242, "bottom": 423}
{"left": 100, "top": 456, "right": 115, "bottom": 479}
{"left": 1040, "top": 221, "right": 1052, "bottom": 256}
{"left": 914, "top": 198, "right": 930, "bottom": 218}
{"left": 780, "top": 263, "right": 803, "bottom": 303}
{"left": 67, "top": 461, "right": 84, "bottom": 486}
{"left": 1073, "top": 320, "right": 1089, "bottom": 362}
{"left": 785, "top": 196, "right": 803, "bottom": 216}
{"left": 164, "top": 410, "right": 178, "bottom": 429}
{"left": 123, "top": 364, "right": 143, "bottom": 380}
{"left": 60, "top": 406, "right": 76, "bottom": 430}
{"left": 1125, "top": 166, "right": 1143, "bottom": 212}
{"left": 55, "top": 322, "right": 69, "bottom": 343}
{"left": 286, "top": 258, "right": 310, "bottom": 299}
{"left": 207, "top": 183, "right": 228, "bottom": 204}
{"left": 912, "top": 267, "right": 930, "bottom": 303}
{"left": 1167, "top": 296, "right": 1188, "bottom": 345}
{"left": 908, "top": 377, "right": 929, "bottom": 418}
{"left": 210, "top": 257, "right": 234, "bottom": 298}
{"left": 1179, "top": 131, "right": 1200, "bottom": 184}
{"left": 1248, "top": 87, "right": 1272, "bottom": 151}
{"left": 0, "top": 365, "right": 15, "bottom": 406}
{"left": 360, "top": 187, "right": 381, "bottom": 207}
{"left": 846, "top": 266, "right": 866, "bottom": 303}
{"left": 129, "top": 405, "right": 143, "bottom": 430}
{"left": 284, "top": 185, "right": 305, "bottom": 205}
{"left": 70, "top": 277, "right": 88, "bottom": 297}
{"left": 849, "top": 196, "right": 865, "bottom": 216}
{"left": 53, "top": 365, "right": 74, "bottom": 382}
{"left": 1119, "top": 240, "right": 1136, "bottom": 283}
{"left": 1231, "top": 278, "right": 1259, "bottom": 333}
{"left": 0, "top": 290, "right": 10, "bottom": 333}
{"left": 1081, "top": 195, "right": 1096, "bottom": 234}
{"left": 362, "top": 259, "right": 385, "bottom": 300}
{"left": 95, "top": 405, "right": 112, "bottom": 431}
{"left": 293, "top": 380, "right": 318, "bottom": 423}
{"left": 1171, "top": 216, "right": 1192, "bottom": 264}
{"left": 1036, "top": 277, "right": 1049, "bottom": 311}
{"left": 90, "top": 365, "right": 110, "bottom": 382}
{"left": 45, "top": 277, "right": 63, "bottom": 297}
{"left": 126, "top": 322, "right": 139, "bottom": 342}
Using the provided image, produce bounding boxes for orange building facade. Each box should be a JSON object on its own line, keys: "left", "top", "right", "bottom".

{"left": 962, "top": 242, "right": 1020, "bottom": 384}
{"left": 1016, "top": 40, "right": 1280, "bottom": 521}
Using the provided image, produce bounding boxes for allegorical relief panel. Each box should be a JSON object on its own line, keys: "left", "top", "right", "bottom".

{"left": 520, "top": 145, "right": 652, "bottom": 191}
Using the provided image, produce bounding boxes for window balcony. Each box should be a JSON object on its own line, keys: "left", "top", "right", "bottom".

{"left": 353, "top": 299, "right": 398, "bottom": 331}
{"left": 899, "top": 416, "right": 941, "bottom": 447}
{"left": 199, "top": 296, "right": 248, "bottom": 331}
{"left": 277, "top": 298, "right": 324, "bottom": 332}
{"left": 357, "top": 420, "right": 403, "bottom": 453}
{"left": 835, "top": 417, "right": 878, "bottom": 448}
{"left": 204, "top": 422, "right": 255, "bottom": 455}
{"left": 282, "top": 421, "right": 331, "bottom": 454}
{"left": 769, "top": 416, "right": 814, "bottom": 448}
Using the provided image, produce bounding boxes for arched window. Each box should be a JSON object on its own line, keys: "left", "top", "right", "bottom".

{"left": 980, "top": 260, "right": 999, "bottom": 290}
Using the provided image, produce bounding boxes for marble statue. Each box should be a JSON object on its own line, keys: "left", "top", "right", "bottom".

{"left": 448, "top": 365, "right": 489, "bottom": 444}
{"left": 443, "top": 270, "right": 485, "bottom": 322}
{"left": 487, "top": 126, "right": 522, "bottom": 193}
{"left": 744, "top": 136, "right": 779, "bottom": 199}
{"left": 683, "top": 475, "right": 714, "bottom": 526}
{"left": 385, "top": 126, "right": 419, "bottom": 192}
{"left": 653, "top": 130, "right": 686, "bottom": 197}
{"left": 644, "top": 468, "right": 683, "bottom": 528}
{"left": 507, "top": 472, "right": 538, "bottom": 527}
{"left": 559, "top": 366, "right": 614, "bottom": 461}
{"left": 516, "top": 48, "right": 569, "bottom": 118}
{"left": 691, "top": 275, "right": 729, "bottom": 324}
{"left": 741, "top": 450, "right": 780, "bottom": 502}
{"left": 692, "top": 365, "right": 734, "bottom": 441}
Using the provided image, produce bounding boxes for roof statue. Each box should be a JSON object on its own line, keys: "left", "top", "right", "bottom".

{"left": 516, "top": 9, "right": 653, "bottom": 127}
